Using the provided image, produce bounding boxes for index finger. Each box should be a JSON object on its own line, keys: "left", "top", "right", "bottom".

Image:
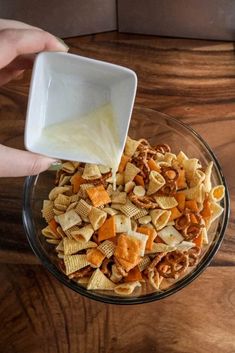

{"left": 0, "top": 19, "right": 40, "bottom": 31}
{"left": 0, "top": 28, "right": 68, "bottom": 69}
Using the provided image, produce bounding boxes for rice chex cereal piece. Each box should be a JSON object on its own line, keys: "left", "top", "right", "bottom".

{"left": 98, "top": 240, "right": 116, "bottom": 258}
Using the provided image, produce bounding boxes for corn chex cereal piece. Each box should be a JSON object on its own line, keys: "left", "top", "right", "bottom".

{"left": 82, "top": 163, "right": 102, "bottom": 180}
{"left": 87, "top": 185, "right": 111, "bottom": 207}
{"left": 57, "top": 210, "right": 82, "bottom": 231}
{"left": 63, "top": 238, "right": 97, "bottom": 255}
{"left": 89, "top": 207, "right": 107, "bottom": 231}
{"left": 75, "top": 199, "right": 92, "bottom": 220}
{"left": 64, "top": 254, "right": 90, "bottom": 275}
{"left": 87, "top": 268, "right": 115, "bottom": 290}
{"left": 98, "top": 240, "right": 116, "bottom": 258}
{"left": 154, "top": 196, "right": 178, "bottom": 209}
{"left": 114, "top": 214, "right": 131, "bottom": 233}
{"left": 120, "top": 199, "right": 140, "bottom": 218}
{"left": 42, "top": 200, "right": 54, "bottom": 223}
{"left": 133, "top": 208, "right": 148, "bottom": 220}
{"left": 71, "top": 224, "right": 94, "bottom": 242}
{"left": 124, "top": 162, "right": 140, "bottom": 183}
{"left": 114, "top": 281, "right": 141, "bottom": 296}
{"left": 138, "top": 256, "right": 151, "bottom": 272}
{"left": 49, "top": 186, "right": 71, "bottom": 201}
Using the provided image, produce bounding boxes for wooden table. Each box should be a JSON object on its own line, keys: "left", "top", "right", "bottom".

{"left": 0, "top": 32, "right": 234, "bottom": 353}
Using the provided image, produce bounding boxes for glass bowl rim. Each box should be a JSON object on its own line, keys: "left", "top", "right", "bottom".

{"left": 22, "top": 107, "right": 230, "bottom": 305}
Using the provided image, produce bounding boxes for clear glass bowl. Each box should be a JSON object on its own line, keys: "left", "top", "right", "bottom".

{"left": 23, "top": 107, "right": 230, "bottom": 304}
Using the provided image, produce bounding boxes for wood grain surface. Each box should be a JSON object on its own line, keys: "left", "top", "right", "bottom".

{"left": 0, "top": 265, "right": 235, "bottom": 353}
{"left": 0, "top": 32, "right": 235, "bottom": 353}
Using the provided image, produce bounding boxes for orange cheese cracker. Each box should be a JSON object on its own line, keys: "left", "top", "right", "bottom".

{"left": 98, "top": 216, "right": 116, "bottom": 242}
{"left": 185, "top": 200, "right": 199, "bottom": 213}
{"left": 169, "top": 207, "right": 182, "bottom": 221}
{"left": 86, "top": 248, "right": 105, "bottom": 267}
{"left": 86, "top": 185, "right": 111, "bottom": 207}
{"left": 70, "top": 174, "right": 85, "bottom": 193}
{"left": 147, "top": 158, "right": 161, "bottom": 172}
{"left": 134, "top": 175, "right": 145, "bottom": 187}
{"left": 118, "top": 154, "right": 130, "bottom": 173}
{"left": 174, "top": 192, "right": 186, "bottom": 211}
{"left": 117, "top": 257, "right": 140, "bottom": 272}
{"left": 137, "top": 226, "right": 156, "bottom": 251}
{"left": 124, "top": 266, "right": 143, "bottom": 282}
{"left": 114, "top": 234, "right": 140, "bottom": 265}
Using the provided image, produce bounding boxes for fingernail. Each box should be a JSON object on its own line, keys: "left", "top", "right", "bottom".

{"left": 55, "top": 37, "right": 69, "bottom": 51}
{"left": 48, "top": 160, "right": 62, "bottom": 171}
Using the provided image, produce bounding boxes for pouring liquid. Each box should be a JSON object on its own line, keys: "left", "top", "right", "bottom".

{"left": 39, "top": 104, "right": 121, "bottom": 189}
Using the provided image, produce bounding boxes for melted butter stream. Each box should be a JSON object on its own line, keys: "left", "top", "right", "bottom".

{"left": 41, "top": 104, "right": 121, "bottom": 189}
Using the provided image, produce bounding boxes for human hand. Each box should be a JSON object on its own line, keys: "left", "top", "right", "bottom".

{"left": 0, "top": 19, "right": 68, "bottom": 177}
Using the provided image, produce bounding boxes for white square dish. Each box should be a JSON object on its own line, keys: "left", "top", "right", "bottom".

{"left": 25, "top": 52, "right": 137, "bottom": 164}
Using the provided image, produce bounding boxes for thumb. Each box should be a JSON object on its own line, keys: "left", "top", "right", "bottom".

{"left": 0, "top": 144, "right": 57, "bottom": 177}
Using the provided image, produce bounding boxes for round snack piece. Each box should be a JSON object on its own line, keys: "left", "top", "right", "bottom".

{"left": 133, "top": 185, "right": 146, "bottom": 197}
